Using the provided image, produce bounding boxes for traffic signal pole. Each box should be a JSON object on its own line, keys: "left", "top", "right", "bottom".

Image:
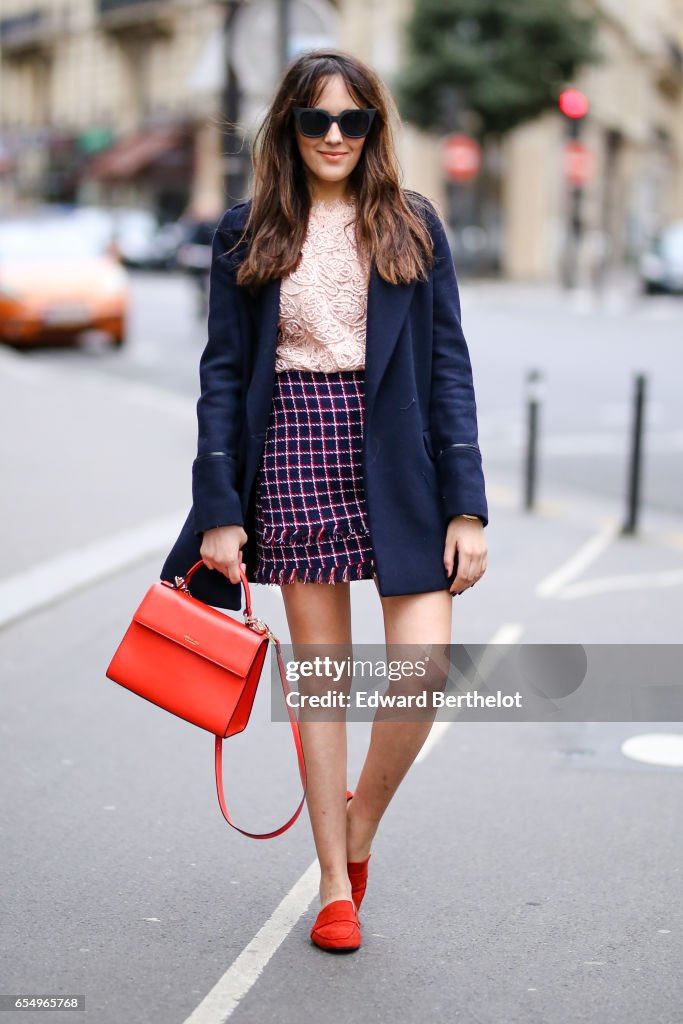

{"left": 558, "top": 89, "right": 589, "bottom": 290}
{"left": 561, "top": 117, "right": 585, "bottom": 290}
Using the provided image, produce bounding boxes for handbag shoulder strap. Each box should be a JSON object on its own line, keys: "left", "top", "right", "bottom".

{"left": 213, "top": 635, "right": 308, "bottom": 839}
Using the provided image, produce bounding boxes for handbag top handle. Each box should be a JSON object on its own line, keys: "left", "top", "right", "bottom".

{"left": 174, "top": 559, "right": 260, "bottom": 626}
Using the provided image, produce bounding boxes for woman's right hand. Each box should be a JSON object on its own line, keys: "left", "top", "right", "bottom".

{"left": 199, "top": 525, "right": 249, "bottom": 584}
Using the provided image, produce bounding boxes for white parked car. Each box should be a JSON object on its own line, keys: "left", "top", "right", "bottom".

{"left": 640, "top": 220, "right": 683, "bottom": 295}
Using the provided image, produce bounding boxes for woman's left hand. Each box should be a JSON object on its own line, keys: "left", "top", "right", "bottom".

{"left": 444, "top": 516, "right": 488, "bottom": 596}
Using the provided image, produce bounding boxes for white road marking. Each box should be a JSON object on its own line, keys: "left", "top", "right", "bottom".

{"left": 0, "top": 512, "right": 187, "bottom": 630}
{"left": 488, "top": 622, "right": 526, "bottom": 646}
{"left": 181, "top": 862, "right": 321, "bottom": 1024}
{"left": 535, "top": 521, "right": 619, "bottom": 598}
{"left": 555, "top": 568, "right": 683, "bottom": 599}
{"left": 181, "top": 622, "right": 517, "bottom": 1022}
{"left": 621, "top": 733, "right": 683, "bottom": 768}
{"left": 413, "top": 721, "right": 452, "bottom": 763}
{"left": 416, "top": 622, "right": 525, "bottom": 763}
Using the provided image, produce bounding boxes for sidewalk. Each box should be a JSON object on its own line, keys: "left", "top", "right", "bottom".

{"left": 462, "top": 264, "right": 675, "bottom": 319}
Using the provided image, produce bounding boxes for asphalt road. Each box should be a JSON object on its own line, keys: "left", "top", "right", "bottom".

{"left": 29, "top": 268, "right": 683, "bottom": 518}
{"left": 1, "top": 271, "right": 682, "bottom": 1024}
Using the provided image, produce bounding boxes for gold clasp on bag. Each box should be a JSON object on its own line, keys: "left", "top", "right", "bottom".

{"left": 243, "top": 611, "right": 278, "bottom": 642}
{"left": 174, "top": 575, "right": 190, "bottom": 595}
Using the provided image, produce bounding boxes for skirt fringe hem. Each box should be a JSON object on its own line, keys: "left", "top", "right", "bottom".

{"left": 251, "top": 558, "right": 375, "bottom": 586}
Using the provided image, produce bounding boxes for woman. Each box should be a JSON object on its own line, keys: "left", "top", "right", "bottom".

{"left": 161, "top": 49, "right": 488, "bottom": 953}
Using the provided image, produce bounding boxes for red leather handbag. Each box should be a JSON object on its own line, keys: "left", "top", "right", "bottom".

{"left": 105, "top": 559, "right": 307, "bottom": 838}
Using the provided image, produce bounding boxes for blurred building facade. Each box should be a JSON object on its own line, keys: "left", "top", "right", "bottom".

{"left": 502, "top": 0, "right": 683, "bottom": 282}
{"left": 1, "top": 0, "right": 683, "bottom": 281}
{"left": 0, "top": 0, "right": 228, "bottom": 219}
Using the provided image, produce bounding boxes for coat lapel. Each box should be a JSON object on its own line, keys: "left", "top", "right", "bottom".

{"left": 364, "top": 261, "right": 416, "bottom": 419}
{"left": 246, "top": 261, "right": 416, "bottom": 436}
{"left": 245, "top": 274, "right": 280, "bottom": 437}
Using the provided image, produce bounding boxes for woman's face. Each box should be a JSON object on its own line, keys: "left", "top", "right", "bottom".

{"left": 294, "top": 74, "right": 368, "bottom": 197}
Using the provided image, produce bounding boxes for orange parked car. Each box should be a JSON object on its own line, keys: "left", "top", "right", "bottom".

{"left": 0, "top": 212, "right": 130, "bottom": 347}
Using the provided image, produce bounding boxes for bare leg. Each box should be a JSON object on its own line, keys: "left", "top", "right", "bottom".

{"left": 280, "top": 580, "right": 354, "bottom": 911}
{"left": 346, "top": 574, "right": 453, "bottom": 862}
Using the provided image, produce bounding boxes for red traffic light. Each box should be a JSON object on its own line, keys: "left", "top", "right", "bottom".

{"left": 559, "top": 89, "right": 589, "bottom": 119}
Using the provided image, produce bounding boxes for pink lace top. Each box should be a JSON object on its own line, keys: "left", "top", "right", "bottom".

{"left": 275, "top": 195, "right": 371, "bottom": 373}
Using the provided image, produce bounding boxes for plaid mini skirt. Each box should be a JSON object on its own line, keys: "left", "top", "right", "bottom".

{"left": 252, "top": 368, "right": 377, "bottom": 586}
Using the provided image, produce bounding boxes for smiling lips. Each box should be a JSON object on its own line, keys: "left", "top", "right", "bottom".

{"left": 320, "top": 152, "right": 346, "bottom": 160}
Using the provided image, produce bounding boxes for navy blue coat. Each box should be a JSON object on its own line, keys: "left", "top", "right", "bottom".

{"left": 160, "top": 189, "right": 488, "bottom": 610}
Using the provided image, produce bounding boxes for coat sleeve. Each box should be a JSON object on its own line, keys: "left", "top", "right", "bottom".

{"left": 191, "top": 210, "right": 248, "bottom": 536}
{"left": 425, "top": 201, "right": 489, "bottom": 528}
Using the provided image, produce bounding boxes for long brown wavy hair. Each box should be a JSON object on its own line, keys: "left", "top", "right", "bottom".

{"left": 228, "top": 49, "right": 436, "bottom": 295}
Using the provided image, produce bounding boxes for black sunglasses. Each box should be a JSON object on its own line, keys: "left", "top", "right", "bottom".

{"left": 293, "top": 106, "right": 377, "bottom": 139}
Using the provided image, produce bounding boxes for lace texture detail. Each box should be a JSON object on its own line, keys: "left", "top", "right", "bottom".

{"left": 275, "top": 196, "right": 371, "bottom": 374}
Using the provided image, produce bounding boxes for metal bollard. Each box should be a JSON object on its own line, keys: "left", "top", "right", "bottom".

{"left": 524, "top": 369, "right": 543, "bottom": 512}
{"left": 621, "top": 373, "right": 646, "bottom": 536}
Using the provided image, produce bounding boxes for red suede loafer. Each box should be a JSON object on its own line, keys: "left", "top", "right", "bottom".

{"left": 310, "top": 899, "right": 361, "bottom": 952}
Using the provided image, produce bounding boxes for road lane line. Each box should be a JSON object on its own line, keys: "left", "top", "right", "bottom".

{"left": 415, "top": 622, "right": 525, "bottom": 764}
{"left": 181, "top": 622, "right": 515, "bottom": 1022}
{"left": 535, "top": 520, "right": 618, "bottom": 598}
{"left": 621, "top": 733, "right": 683, "bottom": 767}
{"left": 487, "top": 623, "right": 526, "bottom": 646}
{"left": 182, "top": 861, "right": 320, "bottom": 1024}
{"left": 0, "top": 512, "right": 186, "bottom": 630}
{"left": 555, "top": 567, "right": 683, "bottom": 599}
